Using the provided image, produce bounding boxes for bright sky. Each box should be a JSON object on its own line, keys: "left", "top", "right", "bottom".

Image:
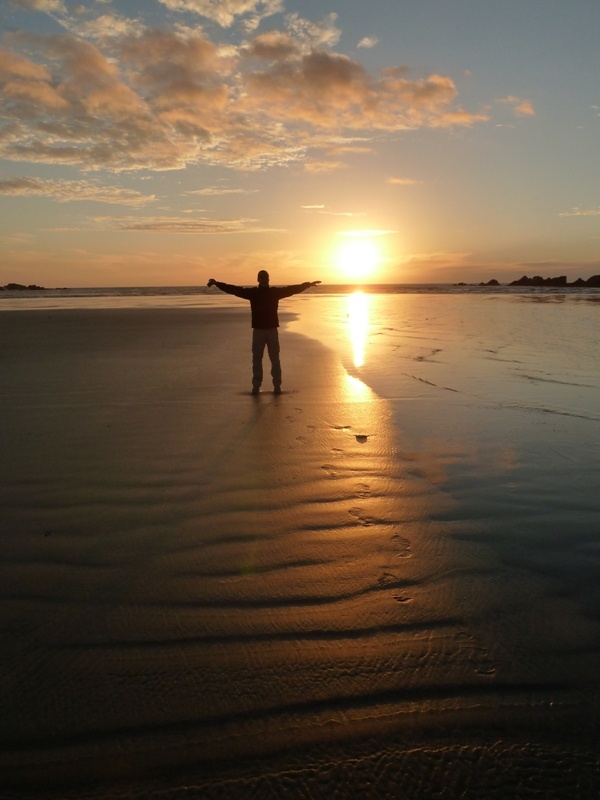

{"left": 1, "top": 0, "right": 599, "bottom": 287}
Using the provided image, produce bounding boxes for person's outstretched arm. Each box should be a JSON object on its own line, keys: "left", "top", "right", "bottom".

{"left": 275, "top": 280, "right": 321, "bottom": 299}
{"left": 207, "top": 278, "right": 253, "bottom": 300}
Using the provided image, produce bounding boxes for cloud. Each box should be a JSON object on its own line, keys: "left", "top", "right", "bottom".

{"left": 326, "top": 143, "right": 372, "bottom": 155}
{"left": 0, "top": 176, "right": 155, "bottom": 205}
{"left": 10, "top": 0, "right": 67, "bottom": 12}
{"left": 300, "top": 204, "right": 365, "bottom": 217}
{"left": 435, "top": 107, "right": 490, "bottom": 127}
{"left": 387, "top": 176, "right": 423, "bottom": 186}
{"left": 71, "top": 14, "right": 144, "bottom": 41}
{"left": 303, "top": 160, "right": 347, "bottom": 174}
{"left": 497, "top": 95, "right": 535, "bottom": 116}
{"left": 244, "top": 55, "right": 487, "bottom": 132}
{"left": 0, "top": 14, "right": 492, "bottom": 173}
{"left": 0, "top": 47, "right": 49, "bottom": 80}
{"left": 559, "top": 207, "right": 600, "bottom": 217}
{"left": 513, "top": 100, "right": 534, "bottom": 116}
{"left": 1, "top": 74, "right": 70, "bottom": 109}
{"left": 339, "top": 229, "right": 397, "bottom": 237}
{"left": 120, "top": 28, "right": 235, "bottom": 98}
{"left": 285, "top": 12, "right": 341, "bottom": 50}
{"left": 7, "top": 32, "right": 148, "bottom": 117}
{"left": 91, "top": 215, "right": 281, "bottom": 233}
{"left": 241, "top": 30, "right": 299, "bottom": 61}
{"left": 156, "top": 0, "right": 283, "bottom": 29}
{"left": 185, "top": 186, "right": 259, "bottom": 195}
{"left": 357, "top": 36, "right": 378, "bottom": 49}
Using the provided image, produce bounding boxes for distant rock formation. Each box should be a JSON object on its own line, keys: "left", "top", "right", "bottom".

{"left": 1, "top": 283, "right": 46, "bottom": 291}
{"left": 453, "top": 279, "right": 500, "bottom": 287}
{"left": 456, "top": 274, "right": 600, "bottom": 288}
{"left": 509, "top": 274, "right": 600, "bottom": 287}
{"left": 509, "top": 275, "right": 568, "bottom": 286}
{"left": 570, "top": 274, "right": 600, "bottom": 287}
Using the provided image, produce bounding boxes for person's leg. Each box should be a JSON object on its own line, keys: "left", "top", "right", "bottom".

{"left": 266, "top": 329, "right": 281, "bottom": 391}
{"left": 252, "top": 329, "right": 266, "bottom": 392}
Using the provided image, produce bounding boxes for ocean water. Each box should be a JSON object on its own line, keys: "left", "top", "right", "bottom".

{"left": 289, "top": 290, "right": 600, "bottom": 421}
{"left": 2, "top": 281, "right": 599, "bottom": 310}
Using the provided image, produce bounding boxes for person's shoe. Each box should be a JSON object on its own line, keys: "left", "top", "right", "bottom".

{"left": 251, "top": 387, "right": 260, "bottom": 395}
{"left": 273, "top": 386, "right": 282, "bottom": 395}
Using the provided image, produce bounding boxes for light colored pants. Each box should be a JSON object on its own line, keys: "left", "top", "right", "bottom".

{"left": 252, "top": 328, "right": 281, "bottom": 390}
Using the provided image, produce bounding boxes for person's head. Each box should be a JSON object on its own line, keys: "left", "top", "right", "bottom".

{"left": 257, "top": 270, "right": 270, "bottom": 287}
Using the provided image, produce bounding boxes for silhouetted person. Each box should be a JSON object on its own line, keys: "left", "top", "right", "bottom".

{"left": 207, "top": 270, "right": 321, "bottom": 394}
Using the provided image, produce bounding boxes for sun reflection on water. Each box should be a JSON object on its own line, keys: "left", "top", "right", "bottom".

{"left": 348, "top": 291, "right": 370, "bottom": 368}
{"left": 343, "top": 371, "right": 372, "bottom": 401}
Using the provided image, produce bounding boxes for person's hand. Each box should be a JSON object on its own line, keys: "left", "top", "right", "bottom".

{"left": 309, "top": 280, "right": 321, "bottom": 286}
{"left": 207, "top": 278, "right": 216, "bottom": 287}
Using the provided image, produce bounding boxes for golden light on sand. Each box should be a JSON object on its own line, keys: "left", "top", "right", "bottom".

{"left": 347, "top": 291, "right": 370, "bottom": 368}
{"left": 336, "top": 234, "right": 381, "bottom": 281}
{"left": 343, "top": 371, "right": 372, "bottom": 400}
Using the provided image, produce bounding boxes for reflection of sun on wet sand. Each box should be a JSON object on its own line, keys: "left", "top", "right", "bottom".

{"left": 0, "top": 307, "right": 598, "bottom": 798}
{"left": 347, "top": 290, "right": 370, "bottom": 368}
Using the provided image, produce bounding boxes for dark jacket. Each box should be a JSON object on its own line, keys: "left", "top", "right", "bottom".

{"left": 214, "top": 281, "right": 312, "bottom": 328}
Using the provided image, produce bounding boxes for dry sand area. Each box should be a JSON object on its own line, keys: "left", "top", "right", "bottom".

{"left": 0, "top": 308, "right": 598, "bottom": 798}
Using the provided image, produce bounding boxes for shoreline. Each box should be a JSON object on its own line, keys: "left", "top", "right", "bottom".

{"left": 2, "top": 282, "right": 600, "bottom": 315}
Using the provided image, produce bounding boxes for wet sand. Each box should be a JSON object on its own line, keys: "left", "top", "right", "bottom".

{"left": 0, "top": 307, "right": 598, "bottom": 798}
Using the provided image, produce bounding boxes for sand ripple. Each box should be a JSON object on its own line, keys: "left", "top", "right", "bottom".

{"left": 0, "top": 310, "right": 598, "bottom": 798}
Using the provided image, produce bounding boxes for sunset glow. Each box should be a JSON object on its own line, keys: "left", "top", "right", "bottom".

{"left": 0, "top": 2, "right": 598, "bottom": 287}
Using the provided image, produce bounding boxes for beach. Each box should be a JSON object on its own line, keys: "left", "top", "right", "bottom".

{"left": 0, "top": 295, "right": 599, "bottom": 799}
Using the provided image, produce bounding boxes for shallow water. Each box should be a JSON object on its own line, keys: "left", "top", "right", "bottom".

{"left": 290, "top": 292, "right": 600, "bottom": 417}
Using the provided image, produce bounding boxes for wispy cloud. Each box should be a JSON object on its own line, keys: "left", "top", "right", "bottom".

{"left": 90, "top": 215, "right": 283, "bottom": 233}
{"left": 338, "top": 229, "right": 397, "bottom": 237}
{"left": 185, "top": 187, "right": 259, "bottom": 196}
{"left": 0, "top": 176, "right": 155, "bottom": 206}
{"left": 387, "top": 176, "right": 423, "bottom": 186}
{"left": 302, "top": 206, "right": 366, "bottom": 217}
{"left": 70, "top": 14, "right": 145, "bottom": 42}
{"left": 285, "top": 12, "right": 341, "bottom": 50}
{"left": 303, "top": 160, "right": 347, "bottom": 173}
{"left": 357, "top": 36, "right": 379, "bottom": 49}
{"left": 559, "top": 207, "right": 600, "bottom": 217}
{"left": 497, "top": 95, "right": 535, "bottom": 116}
{"left": 10, "top": 0, "right": 67, "bottom": 12}
{"left": 156, "top": 0, "right": 283, "bottom": 30}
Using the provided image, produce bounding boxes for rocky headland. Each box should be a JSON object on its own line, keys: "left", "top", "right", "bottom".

{"left": 508, "top": 274, "right": 600, "bottom": 287}
{"left": 470, "top": 274, "right": 600, "bottom": 288}
{"left": 1, "top": 283, "right": 46, "bottom": 291}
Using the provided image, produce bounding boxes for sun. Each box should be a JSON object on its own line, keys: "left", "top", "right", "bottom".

{"left": 336, "top": 235, "right": 381, "bottom": 281}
